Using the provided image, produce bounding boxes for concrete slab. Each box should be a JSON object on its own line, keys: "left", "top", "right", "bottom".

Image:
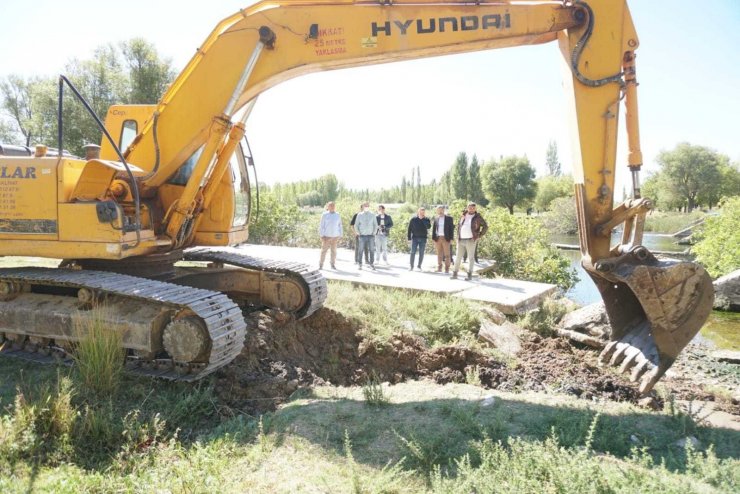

{"left": 233, "top": 244, "right": 558, "bottom": 315}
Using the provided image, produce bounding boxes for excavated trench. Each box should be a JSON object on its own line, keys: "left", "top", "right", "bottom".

{"left": 214, "top": 308, "right": 648, "bottom": 414}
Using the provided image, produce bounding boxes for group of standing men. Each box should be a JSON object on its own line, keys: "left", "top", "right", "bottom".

{"left": 319, "top": 201, "right": 488, "bottom": 280}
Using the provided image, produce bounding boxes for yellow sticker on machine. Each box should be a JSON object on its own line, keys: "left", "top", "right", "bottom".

{"left": 361, "top": 37, "right": 377, "bottom": 48}
{"left": 0, "top": 161, "right": 58, "bottom": 234}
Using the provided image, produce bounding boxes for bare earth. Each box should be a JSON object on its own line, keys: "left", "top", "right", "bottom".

{"left": 214, "top": 308, "right": 740, "bottom": 426}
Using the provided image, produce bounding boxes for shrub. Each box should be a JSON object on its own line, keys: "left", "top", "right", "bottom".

{"left": 692, "top": 196, "right": 740, "bottom": 278}
{"left": 477, "top": 207, "right": 578, "bottom": 289}
{"left": 540, "top": 196, "right": 578, "bottom": 235}
{"left": 518, "top": 297, "right": 572, "bottom": 337}
{"left": 248, "top": 191, "right": 302, "bottom": 245}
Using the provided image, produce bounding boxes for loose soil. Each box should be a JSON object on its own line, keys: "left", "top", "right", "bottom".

{"left": 214, "top": 308, "right": 740, "bottom": 416}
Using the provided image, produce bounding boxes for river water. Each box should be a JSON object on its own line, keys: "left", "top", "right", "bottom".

{"left": 553, "top": 233, "right": 739, "bottom": 350}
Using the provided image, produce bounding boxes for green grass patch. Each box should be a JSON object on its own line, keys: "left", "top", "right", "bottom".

{"left": 644, "top": 210, "right": 705, "bottom": 234}
{"left": 325, "top": 280, "right": 481, "bottom": 344}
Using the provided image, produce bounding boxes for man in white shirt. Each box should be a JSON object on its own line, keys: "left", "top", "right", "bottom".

{"left": 451, "top": 202, "right": 488, "bottom": 280}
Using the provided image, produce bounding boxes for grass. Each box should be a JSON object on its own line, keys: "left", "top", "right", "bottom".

{"left": 0, "top": 273, "right": 737, "bottom": 492}
{"left": 0, "top": 359, "right": 739, "bottom": 493}
{"left": 325, "top": 281, "right": 481, "bottom": 345}
{"left": 72, "top": 307, "right": 125, "bottom": 395}
{"left": 517, "top": 296, "right": 573, "bottom": 337}
{"left": 643, "top": 210, "right": 706, "bottom": 234}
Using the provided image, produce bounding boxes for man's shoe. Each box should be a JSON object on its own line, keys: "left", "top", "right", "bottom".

{"left": 319, "top": 264, "right": 323, "bottom": 270}
{"left": 331, "top": 264, "right": 336, "bottom": 270}
{"left": 358, "top": 265, "right": 363, "bottom": 270}
{"left": 466, "top": 273, "right": 473, "bottom": 281}
{"left": 450, "top": 272, "right": 458, "bottom": 279}
{"left": 370, "top": 264, "right": 376, "bottom": 271}
{"left": 435, "top": 266, "right": 442, "bottom": 272}
{"left": 445, "top": 268, "right": 449, "bottom": 273}
{"left": 408, "top": 266, "right": 414, "bottom": 271}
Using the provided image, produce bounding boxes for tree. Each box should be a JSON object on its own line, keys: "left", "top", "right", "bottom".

{"left": 0, "top": 39, "right": 174, "bottom": 156}
{"left": 0, "top": 75, "right": 35, "bottom": 145}
{"left": 451, "top": 151, "right": 468, "bottom": 200}
{"left": 545, "top": 140, "right": 561, "bottom": 176}
{"left": 468, "top": 154, "right": 487, "bottom": 206}
{"left": 719, "top": 161, "right": 740, "bottom": 203}
{"left": 415, "top": 165, "right": 421, "bottom": 203}
{"left": 121, "top": 38, "right": 175, "bottom": 104}
{"left": 534, "top": 174, "right": 573, "bottom": 211}
{"left": 656, "top": 143, "right": 725, "bottom": 212}
{"left": 482, "top": 155, "right": 537, "bottom": 214}
{"left": 0, "top": 119, "right": 19, "bottom": 144}
{"left": 400, "top": 176, "right": 408, "bottom": 202}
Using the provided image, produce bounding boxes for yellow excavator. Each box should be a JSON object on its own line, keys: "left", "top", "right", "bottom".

{"left": 0, "top": 0, "right": 713, "bottom": 392}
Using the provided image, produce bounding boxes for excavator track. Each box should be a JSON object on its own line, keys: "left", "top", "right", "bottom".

{"left": 0, "top": 267, "right": 247, "bottom": 381}
{"left": 183, "top": 247, "right": 327, "bottom": 319}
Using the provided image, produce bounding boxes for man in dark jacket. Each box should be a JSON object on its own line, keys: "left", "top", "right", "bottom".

{"left": 451, "top": 202, "right": 488, "bottom": 280}
{"left": 374, "top": 205, "right": 394, "bottom": 265}
{"left": 407, "top": 207, "right": 431, "bottom": 271}
{"left": 431, "top": 205, "right": 454, "bottom": 273}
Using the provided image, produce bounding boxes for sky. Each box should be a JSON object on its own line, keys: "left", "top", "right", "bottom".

{"left": 1, "top": 0, "right": 739, "bottom": 192}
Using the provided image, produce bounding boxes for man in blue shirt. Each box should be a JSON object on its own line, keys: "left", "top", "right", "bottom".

{"left": 319, "top": 201, "right": 343, "bottom": 269}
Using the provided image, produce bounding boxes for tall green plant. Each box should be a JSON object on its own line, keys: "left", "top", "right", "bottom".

{"left": 72, "top": 308, "right": 125, "bottom": 396}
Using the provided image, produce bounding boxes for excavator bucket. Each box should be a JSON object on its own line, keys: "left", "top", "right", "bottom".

{"left": 589, "top": 247, "right": 714, "bottom": 395}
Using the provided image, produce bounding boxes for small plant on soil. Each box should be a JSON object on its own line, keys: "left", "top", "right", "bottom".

{"left": 518, "top": 296, "right": 572, "bottom": 337}
{"left": 362, "top": 372, "right": 390, "bottom": 407}
{"left": 465, "top": 365, "right": 482, "bottom": 386}
{"left": 72, "top": 306, "right": 125, "bottom": 396}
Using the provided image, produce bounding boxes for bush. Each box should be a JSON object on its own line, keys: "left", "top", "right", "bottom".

{"left": 540, "top": 196, "right": 578, "bottom": 235}
{"left": 693, "top": 196, "right": 740, "bottom": 278}
{"left": 248, "top": 191, "right": 302, "bottom": 245}
{"left": 477, "top": 207, "right": 578, "bottom": 289}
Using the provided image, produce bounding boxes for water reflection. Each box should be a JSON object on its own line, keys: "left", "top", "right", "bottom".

{"left": 553, "top": 232, "right": 685, "bottom": 305}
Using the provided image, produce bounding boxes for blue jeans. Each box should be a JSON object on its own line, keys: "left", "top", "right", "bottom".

{"left": 410, "top": 237, "right": 427, "bottom": 267}
{"left": 358, "top": 235, "right": 375, "bottom": 265}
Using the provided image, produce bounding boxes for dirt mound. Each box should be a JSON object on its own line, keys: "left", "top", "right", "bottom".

{"left": 213, "top": 308, "right": 733, "bottom": 415}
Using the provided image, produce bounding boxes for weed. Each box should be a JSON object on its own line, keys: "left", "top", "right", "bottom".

{"left": 0, "top": 373, "right": 76, "bottom": 466}
{"left": 344, "top": 430, "right": 363, "bottom": 494}
{"left": 72, "top": 307, "right": 124, "bottom": 396}
{"left": 362, "top": 372, "right": 390, "bottom": 407}
{"left": 518, "top": 296, "right": 571, "bottom": 337}
{"left": 464, "top": 365, "right": 481, "bottom": 386}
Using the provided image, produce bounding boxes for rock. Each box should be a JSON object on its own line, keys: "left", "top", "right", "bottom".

{"left": 637, "top": 396, "right": 660, "bottom": 410}
{"left": 712, "top": 350, "right": 740, "bottom": 364}
{"left": 555, "top": 328, "right": 606, "bottom": 348}
{"left": 478, "top": 320, "right": 523, "bottom": 356}
{"left": 713, "top": 269, "right": 740, "bottom": 311}
{"left": 480, "top": 395, "right": 496, "bottom": 407}
{"left": 480, "top": 306, "right": 507, "bottom": 325}
{"left": 675, "top": 436, "right": 701, "bottom": 449}
{"left": 558, "top": 302, "right": 611, "bottom": 340}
